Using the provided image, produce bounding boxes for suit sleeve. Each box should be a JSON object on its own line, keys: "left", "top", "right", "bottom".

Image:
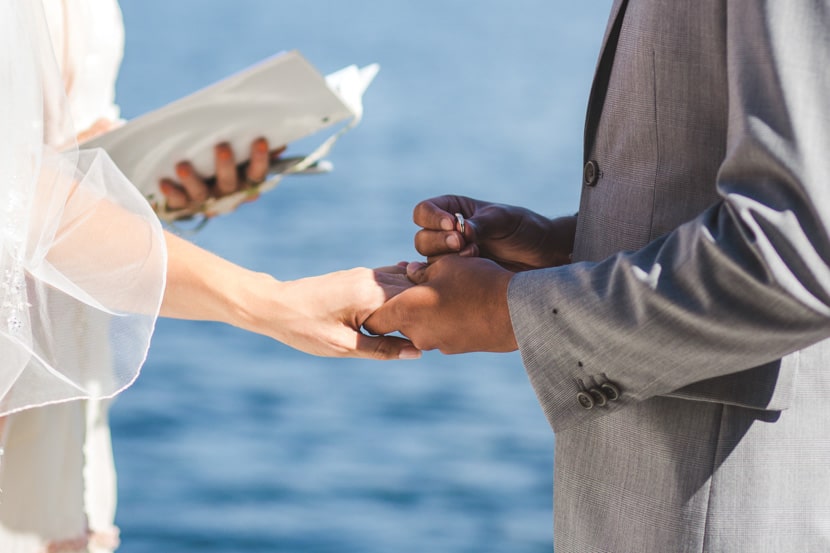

{"left": 508, "top": 1, "right": 830, "bottom": 432}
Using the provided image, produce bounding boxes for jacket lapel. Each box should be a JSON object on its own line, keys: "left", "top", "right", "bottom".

{"left": 598, "top": 0, "right": 627, "bottom": 64}
{"left": 583, "top": 0, "right": 630, "bottom": 162}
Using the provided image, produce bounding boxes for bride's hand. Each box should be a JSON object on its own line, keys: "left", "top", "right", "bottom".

{"left": 254, "top": 264, "right": 422, "bottom": 360}
{"left": 160, "top": 233, "right": 420, "bottom": 360}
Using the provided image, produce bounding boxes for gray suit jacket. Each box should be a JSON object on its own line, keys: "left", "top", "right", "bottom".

{"left": 507, "top": 0, "right": 830, "bottom": 551}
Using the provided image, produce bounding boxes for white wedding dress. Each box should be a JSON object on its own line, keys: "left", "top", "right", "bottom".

{"left": 0, "top": 1, "right": 165, "bottom": 552}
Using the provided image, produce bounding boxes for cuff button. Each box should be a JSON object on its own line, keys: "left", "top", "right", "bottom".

{"left": 588, "top": 387, "right": 608, "bottom": 407}
{"left": 600, "top": 382, "right": 621, "bottom": 401}
{"left": 577, "top": 391, "right": 595, "bottom": 410}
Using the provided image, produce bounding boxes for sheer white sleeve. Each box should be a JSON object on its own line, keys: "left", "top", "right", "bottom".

{"left": 0, "top": 0, "right": 166, "bottom": 416}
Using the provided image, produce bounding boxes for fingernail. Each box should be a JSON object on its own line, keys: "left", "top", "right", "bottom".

{"left": 216, "top": 145, "right": 232, "bottom": 161}
{"left": 398, "top": 347, "right": 422, "bottom": 360}
{"left": 445, "top": 234, "right": 461, "bottom": 250}
{"left": 175, "top": 163, "right": 190, "bottom": 179}
{"left": 159, "top": 180, "right": 173, "bottom": 194}
{"left": 439, "top": 217, "right": 454, "bottom": 231}
{"left": 254, "top": 138, "right": 268, "bottom": 153}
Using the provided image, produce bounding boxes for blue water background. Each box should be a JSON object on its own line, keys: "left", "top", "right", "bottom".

{"left": 111, "top": 1, "right": 611, "bottom": 551}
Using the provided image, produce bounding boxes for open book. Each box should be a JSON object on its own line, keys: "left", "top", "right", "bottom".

{"left": 82, "top": 51, "right": 378, "bottom": 222}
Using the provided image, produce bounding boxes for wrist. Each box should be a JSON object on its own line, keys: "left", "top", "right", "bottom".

{"left": 497, "top": 270, "right": 519, "bottom": 351}
{"left": 541, "top": 215, "right": 577, "bottom": 266}
{"left": 480, "top": 262, "right": 519, "bottom": 352}
{"left": 228, "top": 271, "right": 285, "bottom": 338}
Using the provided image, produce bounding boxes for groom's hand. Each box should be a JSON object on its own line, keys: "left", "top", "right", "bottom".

{"left": 413, "top": 195, "right": 576, "bottom": 271}
{"left": 364, "top": 255, "right": 518, "bottom": 354}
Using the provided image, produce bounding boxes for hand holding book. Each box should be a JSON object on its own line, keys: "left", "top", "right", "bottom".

{"left": 82, "top": 51, "right": 377, "bottom": 224}
{"left": 158, "top": 138, "right": 283, "bottom": 216}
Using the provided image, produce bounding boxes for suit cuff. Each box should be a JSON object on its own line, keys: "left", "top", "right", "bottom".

{"left": 507, "top": 265, "right": 627, "bottom": 432}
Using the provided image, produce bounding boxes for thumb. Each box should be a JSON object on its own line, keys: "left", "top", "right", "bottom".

{"left": 461, "top": 216, "right": 479, "bottom": 243}
{"left": 466, "top": 203, "right": 529, "bottom": 248}
{"left": 363, "top": 297, "right": 399, "bottom": 336}
{"left": 355, "top": 333, "right": 421, "bottom": 360}
{"left": 458, "top": 218, "right": 481, "bottom": 257}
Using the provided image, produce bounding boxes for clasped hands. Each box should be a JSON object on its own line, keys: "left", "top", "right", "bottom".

{"left": 363, "top": 195, "right": 577, "bottom": 355}
{"left": 80, "top": 120, "right": 575, "bottom": 360}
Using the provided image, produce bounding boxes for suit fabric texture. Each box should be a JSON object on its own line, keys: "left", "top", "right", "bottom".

{"left": 507, "top": 0, "right": 830, "bottom": 551}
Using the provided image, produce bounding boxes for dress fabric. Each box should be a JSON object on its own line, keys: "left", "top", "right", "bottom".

{"left": 0, "top": 1, "right": 165, "bottom": 551}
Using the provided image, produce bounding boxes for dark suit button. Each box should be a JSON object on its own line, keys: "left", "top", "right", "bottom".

{"left": 576, "top": 391, "right": 595, "bottom": 410}
{"left": 588, "top": 387, "right": 608, "bottom": 407}
{"left": 601, "top": 382, "right": 621, "bottom": 401}
{"left": 583, "top": 160, "right": 599, "bottom": 187}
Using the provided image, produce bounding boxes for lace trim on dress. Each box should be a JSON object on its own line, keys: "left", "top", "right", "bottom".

{"left": 1, "top": 188, "right": 28, "bottom": 337}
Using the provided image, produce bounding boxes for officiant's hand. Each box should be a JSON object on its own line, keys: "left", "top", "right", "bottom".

{"left": 159, "top": 137, "right": 285, "bottom": 212}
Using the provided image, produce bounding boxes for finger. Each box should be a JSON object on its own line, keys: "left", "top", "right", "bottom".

{"left": 363, "top": 299, "right": 399, "bottom": 336}
{"left": 374, "top": 273, "right": 415, "bottom": 302}
{"left": 354, "top": 333, "right": 421, "bottom": 360}
{"left": 414, "top": 228, "right": 465, "bottom": 257}
{"left": 426, "top": 253, "right": 462, "bottom": 265}
{"left": 175, "top": 162, "right": 209, "bottom": 203}
{"left": 413, "top": 199, "right": 457, "bottom": 231}
{"left": 214, "top": 142, "right": 239, "bottom": 196}
{"left": 246, "top": 137, "right": 270, "bottom": 184}
{"left": 365, "top": 289, "right": 447, "bottom": 353}
{"left": 159, "top": 179, "right": 189, "bottom": 210}
{"left": 374, "top": 269, "right": 412, "bottom": 285}
{"left": 374, "top": 264, "right": 409, "bottom": 275}
{"left": 270, "top": 145, "right": 287, "bottom": 160}
{"left": 458, "top": 242, "right": 480, "bottom": 257}
{"left": 373, "top": 265, "right": 411, "bottom": 297}
{"left": 406, "top": 261, "right": 429, "bottom": 284}
{"left": 460, "top": 217, "right": 480, "bottom": 243}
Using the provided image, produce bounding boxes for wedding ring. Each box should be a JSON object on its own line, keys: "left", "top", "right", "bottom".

{"left": 454, "top": 212, "right": 466, "bottom": 235}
